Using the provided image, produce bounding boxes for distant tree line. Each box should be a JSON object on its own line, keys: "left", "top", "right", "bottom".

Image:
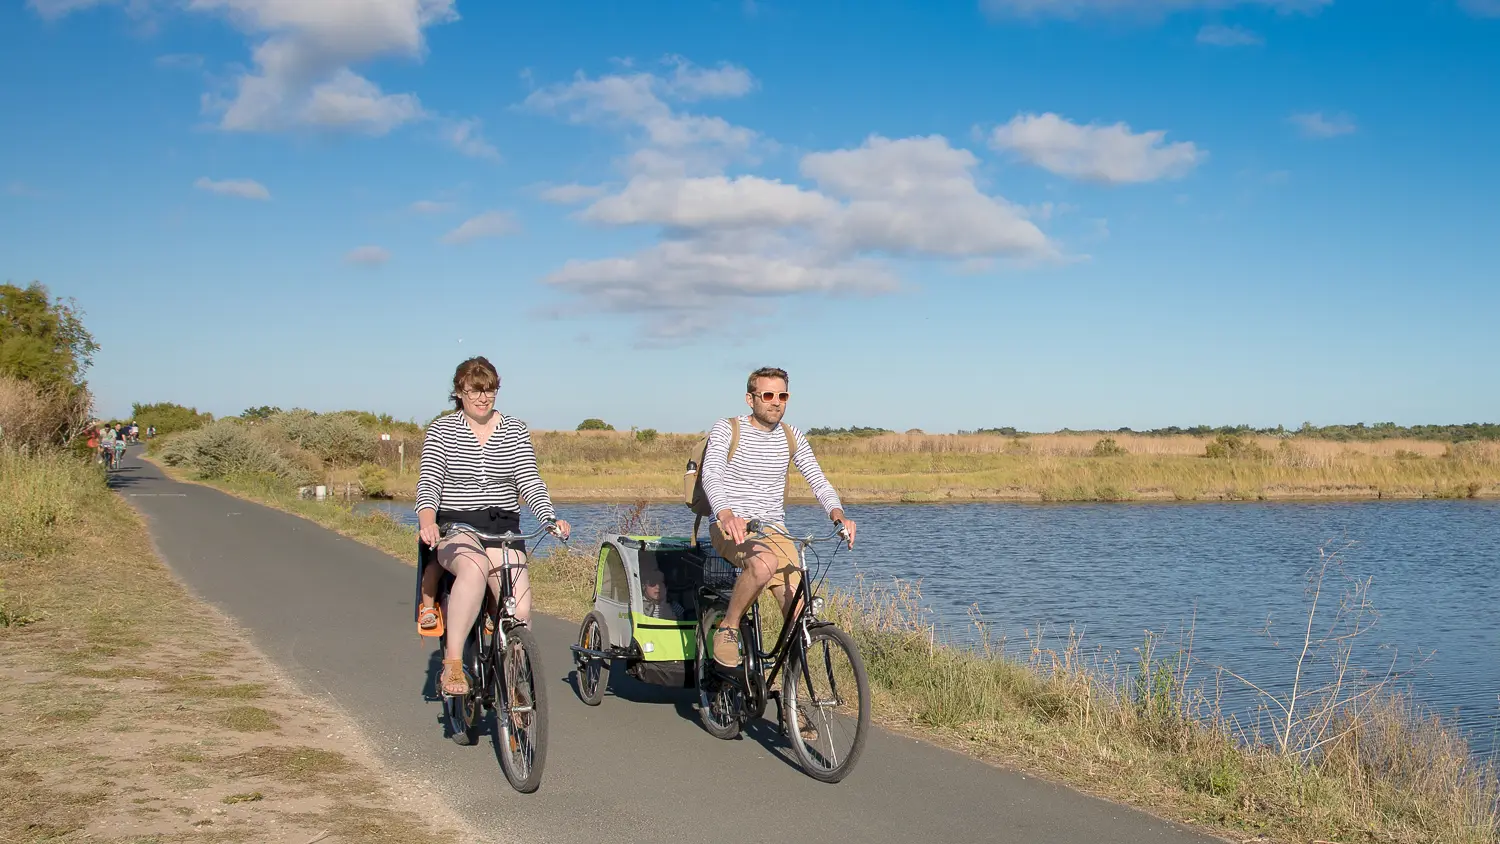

{"left": 805, "top": 426, "right": 892, "bottom": 437}
{"left": 954, "top": 422, "right": 1500, "bottom": 442}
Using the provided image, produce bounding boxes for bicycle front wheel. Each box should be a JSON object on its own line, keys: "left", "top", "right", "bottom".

{"left": 495, "top": 623, "right": 548, "bottom": 793}
{"left": 783, "top": 624, "right": 870, "bottom": 783}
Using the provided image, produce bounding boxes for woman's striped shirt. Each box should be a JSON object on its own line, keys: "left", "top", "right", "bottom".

{"left": 415, "top": 412, "right": 557, "bottom": 523}
{"left": 701, "top": 416, "right": 842, "bottom": 526}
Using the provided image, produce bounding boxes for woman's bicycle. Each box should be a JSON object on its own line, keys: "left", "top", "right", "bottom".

{"left": 694, "top": 520, "right": 871, "bottom": 783}
{"left": 428, "top": 522, "right": 558, "bottom": 793}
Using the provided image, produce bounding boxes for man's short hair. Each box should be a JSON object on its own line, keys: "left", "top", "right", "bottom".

{"left": 746, "top": 367, "right": 789, "bottom": 394}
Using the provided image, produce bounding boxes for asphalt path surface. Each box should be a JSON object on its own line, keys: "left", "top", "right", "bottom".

{"left": 113, "top": 449, "right": 1219, "bottom": 844}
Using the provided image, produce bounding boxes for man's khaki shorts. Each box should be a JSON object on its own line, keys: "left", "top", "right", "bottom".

{"left": 709, "top": 522, "right": 802, "bottom": 592}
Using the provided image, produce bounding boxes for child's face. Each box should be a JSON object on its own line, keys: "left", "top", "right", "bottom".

{"left": 643, "top": 578, "right": 664, "bottom": 600}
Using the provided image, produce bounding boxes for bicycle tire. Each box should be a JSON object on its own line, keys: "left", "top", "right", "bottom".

{"left": 695, "top": 609, "right": 743, "bottom": 740}
{"left": 783, "top": 624, "right": 870, "bottom": 783}
{"left": 442, "top": 625, "right": 483, "bottom": 746}
{"left": 576, "top": 611, "right": 607, "bottom": 706}
{"left": 495, "top": 623, "right": 548, "bottom": 793}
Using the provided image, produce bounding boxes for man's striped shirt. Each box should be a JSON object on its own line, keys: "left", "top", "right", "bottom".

{"left": 415, "top": 412, "right": 557, "bottom": 522}
{"left": 701, "top": 416, "right": 842, "bottom": 525}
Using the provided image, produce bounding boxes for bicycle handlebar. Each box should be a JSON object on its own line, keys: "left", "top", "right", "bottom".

{"left": 745, "top": 519, "right": 849, "bottom": 545}
{"left": 438, "top": 522, "right": 560, "bottom": 544}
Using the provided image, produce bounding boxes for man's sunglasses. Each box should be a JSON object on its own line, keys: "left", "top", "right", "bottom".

{"left": 752, "top": 391, "right": 790, "bottom": 402}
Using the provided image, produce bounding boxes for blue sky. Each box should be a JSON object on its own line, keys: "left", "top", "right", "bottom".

{"left": 3, "top": 0, "right": 1497, "bottom": 433}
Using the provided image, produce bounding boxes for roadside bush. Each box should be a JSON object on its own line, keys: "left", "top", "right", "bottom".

{"left": 0, "top": 376, "right": 91, "bottom": 449}
{"left": 157, "top": 421, "right": 315, "bottom": 485}
{"left": 577, "top": 418, "right": 614, "bottom": 431}
{"left": 1204, "top": 433, "right": 1268, "bottom": 461}
{"left": 358, "top": 463, "right": 389, "bottom": 498}
{"left": 259, "top": 410, "right": 375, "bottom": 467}
{"left": 1090, "top": 437, "right": 1127, "bottom": 457}
{"left": 1444, "top": 441, "right": 1500, "bottom": 465}
{"left": 132, "top": 401, "right": 213, "bottom": 436}
{"left": 634, "top": 428, "right": 658, "bottom": 444}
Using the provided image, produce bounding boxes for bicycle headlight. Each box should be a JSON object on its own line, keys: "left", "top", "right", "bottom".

{"left": 504, "top": 596, "right": 518, "bottom": 615}
{"left": 811, "top": 596, "right": 825, "bottom": 615}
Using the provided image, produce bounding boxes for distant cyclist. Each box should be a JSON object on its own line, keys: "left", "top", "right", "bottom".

{"left": 99, "top": 424, "right": 118, "bottom": 468}
{"left": 113, "top": 427, "right": 128, "bottom": 466}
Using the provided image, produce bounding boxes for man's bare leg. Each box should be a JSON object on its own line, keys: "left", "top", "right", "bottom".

{"left": 716, "top": 548, "right": 776, "bottom": 666}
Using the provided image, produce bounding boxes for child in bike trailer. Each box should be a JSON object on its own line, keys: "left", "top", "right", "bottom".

{"left": 413, "top": 356, "right": 571, "bottom": 697}
{"left": 698, "top": 367, "right": 856, "bottom": 670}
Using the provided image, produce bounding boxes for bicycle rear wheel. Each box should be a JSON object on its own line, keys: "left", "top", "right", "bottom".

{"left": 783, "top": 624, "right": 870, "bottom": 783}
{"left": 695, "top": 608, "right": 743, "bottom": 740}
{"left": 495, "top": 623, "right": 547, "bottom": 793}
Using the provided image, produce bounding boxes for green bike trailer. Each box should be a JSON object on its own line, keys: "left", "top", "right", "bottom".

{"left": 575, "top": 534, "right": 717, "bottom": 689}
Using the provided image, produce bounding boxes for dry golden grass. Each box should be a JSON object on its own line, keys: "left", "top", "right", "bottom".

{"left": 0, "top": 449, "right": 472, "bottom": 843}
{"left": 0, "top": 375, "right": 91, "bottom": 450}
{"left": 499, "top": 430, "right": 1500, "bottom": 503}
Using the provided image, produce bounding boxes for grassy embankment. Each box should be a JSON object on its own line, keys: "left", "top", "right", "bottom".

{"left": 150, "top": 429, "right": 1500, "bottom": 844}
{"left": 0, "top": 448, "right": 468, "bottom": 842}
{"left": 330, "top": 430, "right": 1500, "bottom": 503}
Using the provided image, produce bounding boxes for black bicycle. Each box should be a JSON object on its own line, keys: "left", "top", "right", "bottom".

{"left": 694, "top": 520, "right": 871, "bottom": 783}
{"left": 428, "top": 522, "right": 558, "bottom": 793}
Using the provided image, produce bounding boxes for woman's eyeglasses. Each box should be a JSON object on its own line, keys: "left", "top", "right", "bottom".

{"left": 462, "top": 389, "right": 497, "bottom": 398}
{"left": 754, "top": 391, "right": 790, "bottom": 402}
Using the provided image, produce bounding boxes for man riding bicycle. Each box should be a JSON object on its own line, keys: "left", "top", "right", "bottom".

{"left": 701, "top": 367, "right": 856, "bottom": 669}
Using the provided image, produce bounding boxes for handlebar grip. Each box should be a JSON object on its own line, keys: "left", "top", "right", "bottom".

{"left": 745, "top": 518, "right": 763, "bottom": 533}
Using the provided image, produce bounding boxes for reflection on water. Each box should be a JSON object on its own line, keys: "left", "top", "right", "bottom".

{"left": 365, "top": 498, "right": 1500, "bottom": 757}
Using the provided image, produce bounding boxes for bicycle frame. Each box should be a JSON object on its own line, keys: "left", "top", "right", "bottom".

{"left": 721, "top": 521, "right": 848, "bottom": 696}
{"left": 437, "top": 522, "right": 556, "bottom": 649}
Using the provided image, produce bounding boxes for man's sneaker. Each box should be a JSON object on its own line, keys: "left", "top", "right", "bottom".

{"left": 712, "top": 626, "right": 742, "bottom": 668}
{"left": 785, "top": 703, "right": 819, "bottom": 743}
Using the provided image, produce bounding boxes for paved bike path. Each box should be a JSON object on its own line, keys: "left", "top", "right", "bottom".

{"left": 113, "top": 451, "right": 1220, "bottom": 844}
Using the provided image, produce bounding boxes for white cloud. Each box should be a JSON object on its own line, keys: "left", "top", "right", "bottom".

{"left": 294, "top": 67, "right": 423, "bottom": 134}
{"left": 441, "top": 210, "right": 518, "bottom": 245}
{"left": 539, "top": 183, "right": 609, "bottom": 204}
{"left": 803, "top": 135, "right": 1054, "bottom": 258}
{"left": 191, "top": 0, "right": 456, "bottom": 134}
{"left": 344, "top": 245, "right": 390, "bottom": 265}
{"left": 1290, "top": 110, "right": 1357, "bottom": 138}
{"left": 543, "top": 235, "right": 897, "bottom": 340}
{"left": 193, "top": 176, "right": 270, "bottom": 200}
{"left": 580, "top": 175, "right": 838, "bottom": 229}
{"left": 410, "top": 199, "right": 455, "bottom": 214}
{"left": 531, "top": 63, "right": 1066, "bottom": 341}
{"left": 523, "top": 60, "right": 760, "bottom": 176}
{"left": 1197, "top": 24, "right": 1263, "bottom": 46}
{"left": 662, "top": 55, "right": 755, "bottom": 100}
{"left": 443, "top": 117, "right": 499, "bottom": 160}
{"left": 990, "top": 112, "right": 1204, "bottom": 184}
{"left": 980, "top": 0, "right": 1330, "bottom": 18}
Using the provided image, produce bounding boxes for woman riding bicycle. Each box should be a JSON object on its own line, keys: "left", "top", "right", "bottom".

{"left": 415, "top": 356, "right": 571, "bottom": 698}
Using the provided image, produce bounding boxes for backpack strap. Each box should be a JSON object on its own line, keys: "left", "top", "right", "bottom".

{"left": 781, "top": 422, "right": 795, "bottom": 476}
{"left": 696, "top": 417, "right": 743, "bottom": 546}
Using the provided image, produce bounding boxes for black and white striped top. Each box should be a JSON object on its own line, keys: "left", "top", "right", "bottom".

{"left": 701, "top": 416, "right": 842, "bottom": 525}
{"left": 415, "top": 412, "right": 557, "bottom": 523}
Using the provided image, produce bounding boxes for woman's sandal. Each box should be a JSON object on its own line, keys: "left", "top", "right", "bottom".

{"left": 417, "top": 604, "right": 444, "bottom": 637}
{"left": 440, "top": 658, "right": 469, "bottom": 697}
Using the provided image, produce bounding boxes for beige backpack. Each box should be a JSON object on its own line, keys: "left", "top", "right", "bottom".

{"left": 684, "top": 417, "right": 795, "bottom": 540}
